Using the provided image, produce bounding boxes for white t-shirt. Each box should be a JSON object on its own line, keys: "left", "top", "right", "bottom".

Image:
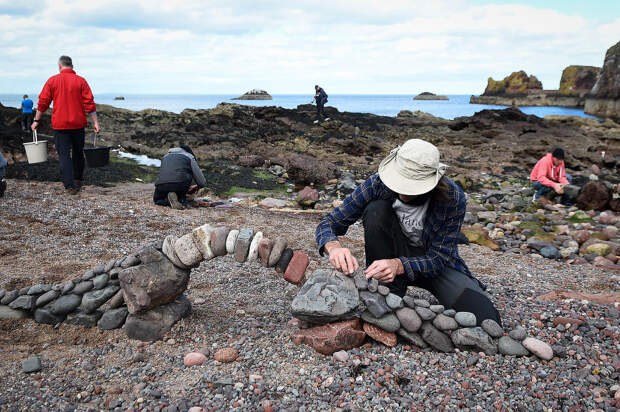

{"left": 392, "top": 198, "right": 430, "bottom": 247}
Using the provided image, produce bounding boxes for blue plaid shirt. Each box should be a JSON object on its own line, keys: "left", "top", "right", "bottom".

{"left": 316, "top": 174, "right": 485, "bottom": 289}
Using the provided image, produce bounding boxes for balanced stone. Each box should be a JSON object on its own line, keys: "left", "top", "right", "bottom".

{"left": 234, "top": 228, "right": 254, "bottom": 263}
{"left": 275, "top": 248, "right": 294, "bottom": 273}
{"left": 105, "top": 290, "right": 124, "bottom": 309}
{"left": 385, "top": 293, "right": 403, "bottom": 310}
{"left": 81, "top": 286, "right": 119, "bottom": 313}
{"left": 73, "top": 281, "right": 94, "bottom": 294}
{"left": 226, "top": 230, "right": 240, "bottom": 254}
{"left": 162, "top": 235, "right": 188, "bottom": 269}
{"left": 361, "top": 310, "right": 400, "bottom": 332}
{"left": 190, "top": 225, "right": 215, "bottom": 261}
{"left": 352, "top": 270, "right": 367, "bottom": 290}
{"left": 414, "top": 299, "right": 430, "bottom": 308}
{"left": 22, "top": 357, "right": 42, "bottom": 373}
{"left": 284, "top": 251, "right": 309, "bottom": 285}
{"left": 481, "top": 319, "right": 504, "bottom": 338}
{"left": 66, "top": 310, "right": 103, "bottom": 327}
{"left": 92, "top": 273, "right": 109, "bottom": 290}
{"left": 210, "top": 227, "right": 230, "bottom": 257}
{"left": 28, "top": 284, "right": 51, "bottom": 295}
{"left": 451, "top": 327, "right": 497, "bottom": 355}
{"left": 98, "top": 307, "right": 129, "bottom": 330}
{"left": 268, "top": 238, "right": 288, "bottom": 267}
{"left": 368, "top": 278, "right": 378, "bottom": 293}
{"left": 377, "top": 285, "right": 390, "bottom": 296}
{"left": 35, "top": 290, "right": 58, "bottom": 307}
{"left": 430, "top": 304, "right": 445, "bottom": 313}
{"left": 522, "top": 337, "right": 553, "bottom": 360}
{"left": 509, "top": 326, "right": 527, "bottom": 341}
{"left": 443, "top": 309, "right": 456, "bottom": 317}
{"left": 498, "top": 336, "right": 529, "bottom": 356}
{"left": 61, "top": 281, "right": 74, "bottom": 295}
{"left": 174, "top": 232, "right": 204, "bottom": 267}
{"left": 34, "top": 308, "right": 65, "bottom": 325}
{"left": 402, "top": 296, "right": 416, "bottom": 308}
{"left": 398, "top": 329, "right": 428, "bottom": 348}
{"left": 246, "top": 231, "right": 263, "bottom": 263}
{"left": 455, "top": 312, "right": 477, "bottom": 327}
{"left": 433, "top": 314, "right": 459, "bottom": 331}
{"left": 49, "top": 294, "right": 82, "bottom": 315}
{"left": 291, "top": 269, "right": 360, "bottom": 323}
{"left": 257, "top": 238, "right": 274, "bottom": 267}
{"left": 415, "top": 306, "right": 436, "bottom": 321}
{"left": 359, "top": 291, "right": 391, "bottom": 318}
{"left": 420, "top": 322, "right": 454, "bottom": 352}
{"left": 1, "top": 290, "right": 18, "bottom": 305}
{"left": 395, "top": 307, "right": 422, "bottom": 332}
{"left": 9, "top": 295, "right": 36, "bottom": 311}
{"left": 124, "top": 295, "right": 192, "bottom": 341}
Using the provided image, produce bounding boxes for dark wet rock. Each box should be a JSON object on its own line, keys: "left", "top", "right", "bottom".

{"left": 80, "top": 286, "right": 120, "bottom": 314}
{"left": 66, "top": 310, "right": 103, "bottom": 327}
{"left": 9, "top": 295, "right": 36, "bottom": 311}
{"left": 27, "top": 284, "right": 51, "bottom": 295}
{"left": 98, "top": 307, "right": 129, "bottom": 330}
{"left": 451, "top": 327, "right": 498, "bottom": 355}
{"left": 125, "top": 295, "right": 192, "bottom": 341}
{"left": 275, "top": 248, "right": 294, "bottom": 274}
{"left": 35, "top": 290, "right": 59, "bottom": 307}
{"left": 72, "top": 281, "right": 94, "bottom": 295}
{"left": 361, "top": 311, "right": 400, "bottom": 332}
{"left": 420, "top": 323, "right": 454, "bottom": 352}
{"left": 34, "top": 308, "right": 66, "bottom": 325}
{"left": 359, "top": 291, "right": 390, "bottom": 318}
{"left": 92, "top": 273, "right": 109, "bottom": 290}
{"left": 49, "top": 294, "right": 82, "bottom": 315}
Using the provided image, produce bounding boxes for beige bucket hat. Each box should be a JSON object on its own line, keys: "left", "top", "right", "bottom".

{"left": 378, "top": 139, "right": 448, "bottom": 195}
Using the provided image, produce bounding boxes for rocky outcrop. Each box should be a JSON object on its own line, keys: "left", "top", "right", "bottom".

{"left": 559, "top": 65, "right": 600, "bottom": 96}
{"left": 482, "top": 71, "right": 543, "bottom": 96}
{"left": 585, "top": 41, "right": 620, "bottom": 119}
{"left": 232, "top": 89, "right": 272, "bottom": 100}
{"left": 470, "top": 93, "right": 584, "bottom": 107}
{"left": 413, "top": 92, "right": 448, "bottom": 100}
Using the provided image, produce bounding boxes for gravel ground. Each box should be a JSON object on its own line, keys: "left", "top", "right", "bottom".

{"left": 0, "top": 179, "right": 619, "bottom": 411}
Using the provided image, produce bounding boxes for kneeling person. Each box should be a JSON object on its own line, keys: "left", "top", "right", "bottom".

{"left": 153, "top": 144, "right": 206, "bottom": 209}
{"left": 316, "top": 139, "right": 501, "bottom": 326}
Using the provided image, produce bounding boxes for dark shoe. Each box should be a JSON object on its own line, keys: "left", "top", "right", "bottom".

{"left": 75, "top": 180, "right": 83, "bottom": 190}
{"left": 66, "top": 187, "right": 80, "bottom": 196}
{"left": 167, "top": 192, "right": 184, "bottom": 210}
{"left": 0, "top": 180, "right": 6, "bottom": 197}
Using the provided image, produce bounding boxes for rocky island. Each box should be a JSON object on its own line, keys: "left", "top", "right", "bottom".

{"left": 585, "top": 41, "right": 620, "bottom": 120}
{"left": 413, "top": 92, "right": 449, "bottom": 100}
{"left": 232, "top": 89, "right": 272, "bottom": 100}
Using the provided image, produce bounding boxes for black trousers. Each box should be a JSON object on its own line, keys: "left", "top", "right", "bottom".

{"left": 316, "top": 102, "right": 325, "bottom": 120}
{"left": 153, "top": 181, "right": 191, "bottom": 207}
{"left": 362, "top": 199, "right": 501, "bottom": 326}
{"left": 21, "top": 113, "right": 33, "bottom": 131}
{"left": 54, "top": 129, "right": 85, "bottom": 189}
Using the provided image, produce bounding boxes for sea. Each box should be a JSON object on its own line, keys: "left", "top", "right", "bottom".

{"left": 0, "top": 93, "right": 598, "bottom": 120}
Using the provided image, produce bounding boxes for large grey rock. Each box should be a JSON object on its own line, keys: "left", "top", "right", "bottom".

{"left": 9, "top": 295, "right": 36, "bottom": 311}
{"left": 0, "top": 305, "right": 27, "bottom": 319}
{"left": 28, "top": 284, "right": 51, "bottom": 295}
{"left": 66, "top": 310, "right": 103, "bottom": 327}
{"left": 0, "top": 289, "right": 5, "bottom": 301}
{"left": 49, "top": 294, "right": 82, "bottom": 315}
{"left": 98, "top": 307, "right": 129, "bottom": 330}
{"left": 18, "top": 286, "right": 29, "bottom": 295}
{"left": 291, "top": 269, "right": 360, "bottom": 323}
{"left": 80, "top": 286, "right": 120, "bottom": 314}
{"left": 119, "top": 245, "right": 190, "bottom": 314}
{"left": 509, "top": 326, "right": 527, "bottom": 341}
{"left": 121, "top": 254, "right": 140, "bottom": 269}
{"left": 359, "top": 291, "right": 390, "bottom": 318}
{"left": 124, "top": 295, "right": 192, "bottom": 341}
{"left": 361, "top": 311, "right": 400, "bottom": 332}
{"left": 397, "top": 329, "right": 428, "bottom": 348}
{"left": 498, "top": 336, "right": 529, "bottom": 356}
{"left": 1, "top": 290, "right": 18, "bottom": 305}
{"left": 34, "top": 308, "right": 65, "bottom": 325}
{"left": 420, "top": 323, "right": 454, "bottom": 352}
{"left": 395, "top": 307, "right": 422, "bottom": 333}
{"left": 35, "top": 290, "right": 59, "bottom": 307}
{"left": 451, "top": 327, "right": 498, "bottom": 355}
{"left": 22, "top": 357, "right": 42, "bottom": 373}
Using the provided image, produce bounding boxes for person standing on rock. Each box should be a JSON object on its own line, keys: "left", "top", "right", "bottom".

{"left": 530, "top": 148, "right": 572, "bottom": 204}
{"left": 20, "top": 94, "right": 34, "bottom": 131}
{"left": 32, "top": 55, "right": 100, "bottom": 195}
{"left": 312, "top": 85, "right": 329, "bottom": 124}
{"left": 153, "top": 144, "right": 206, "bottom": 210}
{"left": 0, "top": 151, "right": 7, "bottom": 197}
{"left": 316, "top": 139, "right": 502, "bottom": 326}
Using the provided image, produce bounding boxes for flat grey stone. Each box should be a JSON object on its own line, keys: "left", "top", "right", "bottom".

{"left": 420, "top": 322, "right": 454, "bottom": 352}
{"left": 415, "top": 306, "right": 436, "bottom": 321}
{"left": 22, "top": 357, "right": 41, "bottom": 373}
{"left": 498, "top": 336, "right": 529, "bottom": 356}
{"left": 28, "top": 284, "right": 51, "bottom": 295}
{"left": 49, "top": 294, "right": 82, "bottom": 315}
{"left": 413, "top": 299, "right": 430, "bottom": 308}
{"left": 451, "top": 327, "right": 497, "bottom": 355}
{"left": 481, "top": 319, "right": 504, "bottom": 338}
{"left": 377, "top": 285, "right": 390, "bottom": 296}
{"left": 395, "top": 307, "right": 422, "bottom": 333}
{"left": 34, "top": 308, "right": 66, "bottom": 325}
{"left": 352, "top": 270, "right": 368, "bottom": 291}
{"left": 125, "top": 295, "right": 192, "bottom": 341}
{"left": 61, "top": 281, "right": 74, "bottom": 295}
{"left": 367, "top": 278, "right": 378, "bottom": 293}
{"left": 361, "top": 311, "right": 400, "bottom": 332}
{"left": 80, "top": 286, "right": 119, "bottom": 313}
{"left": 9, "top": 295, "right": 36, "bottom": 311}
{"left": 402, "top": 296, "right": 416, "bottom": 308}
{"left": 397, "top": 329, "right": 428, "bottom": 348}
{"left": 92, "top": 273, "right": 109, "bottom": 290}
{"left": 98, "top": 307, "right": 129, "bottom": 330}
{"left": 1, "top": 290, "right": 18, "bottom": 305}
{"left": 0, "top": 305, "right": 27, "bottom": 319}
{"left": 73, "top": 281, "right": 93, "bottom": 295}
{"left": 66, "top": 310, "right": 103, "bottom": 327}
{"left": 432, "top": 314, "right": 459, "bottom": 331}
{"left": 51, "top": 283, "right": 63, "bottom": 292}
{"left": 455, "top": 312, "right": 477, "bottom": 327}
{"left": 443, "top": 309, "right": 456, "bottom": 317}
{"left": 430, "top": 304, "right": 445, "bottom": 313}
{"left": 385, "top": 293, "right": 403, "bottom": 310}
{"left": 509, "top": 326, "right": 527, "bottom": 341}
{"left": 359, "top": 291, "right": 391, "bottom": 318}
{"left": 291, "top": 270, "right": 360, "bottom": 323}
{"left": 234, "top": 228, "right": 254, "bottom": 263}
{"left": 35, "top": 290, "right": 59, "bottom": 307}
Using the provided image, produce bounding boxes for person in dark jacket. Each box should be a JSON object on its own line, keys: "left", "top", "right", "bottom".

{"left": 0, "top": 151, "right": 7, "bottom": 197}
{"left": 313, "top": 85, "right": 329, "bottom": 123}
{"left": 153, "top": 144, "right": 207, "bottom": 209}
{"left": 316, "top": 139, "right": 501, "bottom": 326}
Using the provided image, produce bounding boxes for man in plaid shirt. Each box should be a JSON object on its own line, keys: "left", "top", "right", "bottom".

{"left": 316, "top": 139, "right": 501, "bottom": 326}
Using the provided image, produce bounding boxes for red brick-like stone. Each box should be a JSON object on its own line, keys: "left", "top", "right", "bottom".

{"left": 283, "top": 251, "right": 309, "bottom": 285}
{"left": 363, "top": 322, "right": 397, "bottom": 347}
{"left": 552, "top": 317, "right": 584, "bottom": 328}
{"left": 291, "top": 319, "right": 366, "bottom": 355}
{"left": 257, "top": 238, "right": 274, "bottom": 267}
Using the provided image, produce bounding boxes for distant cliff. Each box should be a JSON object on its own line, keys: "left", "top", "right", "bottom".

{"left": 559, "top": 65, "right": 600, "bottom": 96}
{"left": 585, "top": 41, "right": 620, "bottom": 120}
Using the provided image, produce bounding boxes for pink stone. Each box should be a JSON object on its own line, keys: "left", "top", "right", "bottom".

{"left": 522, "top": 337, "right": 553, "bottom": 360}
{"left": 184, "top": 352, "right": 207, "bottom": 366}
{"left": 297, "top": 186, "right": 319, "bottom": 208}
{"left": 257, "top": 238, "right": 274, "bottom": 267}
{"left": 283, "top": 251, "right": 309, "bottom": 285}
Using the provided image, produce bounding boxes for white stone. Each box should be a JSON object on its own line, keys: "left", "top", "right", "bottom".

{"left": 174, "top": 233, "right": 203, "bottom": 267}
{"left": 247, "top": 231, "right": 263, "bottom": 263}
{"left": 226, "top": 230, "right": 239, "bottom": 254}
{"left": 192, "top": 224, "right": 215, "bottom": 260}
{"left": 162, "top": 235, "right": 188, "bottom": 269}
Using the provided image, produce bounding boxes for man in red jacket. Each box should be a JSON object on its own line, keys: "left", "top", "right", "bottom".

{"left": 32, "top": 55, "right": 100, "bottom": 194}
{"left": 530, "top": 148, "right": 572, "bottom": 203}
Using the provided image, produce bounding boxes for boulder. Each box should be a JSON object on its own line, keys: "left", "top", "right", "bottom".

{"left": 359, "top": 291, "right": 391, "bottom": 318}
{"left": 259, "top": 197, "right": 287, "bottom": 208}
{"left": 291, "top": 269, "right": 360, "bottom": 323}
{"left": 275, "top": 248, "right": 294, "bottom": 273}
{"left": 0, "top": 305, "right": 27, "bottom": 320}
{"left": 257, "top": 238, "right": 274, "bottom": 267}
{"left": 420, "top": 322, "right": 454, "bottom": 352}
{"left": 246, "top": 231, "right": 263, "bottom": 263}
{"left": 124, "top": 295, "right": 192, "bottom": 341}
{"left": 9, "top": 295, "right": 36, "bottom": 311}
{"left": 559, "top": 65, "right": 600, "bottom": 95}
{"left": 268, "top": 238, "right": 288, "bottom": 267}
{"left": 234, "top": 228, "right": 254, "bottom": 263}
{"left": 522, "top": 337, "right": 554, "bottom": 360}
{"left": 282, "top": 153, "right": 338, "bottom": 185}
{"left": 576, "top": 181, "right": 610, "bottom": 211}
{"left": 190, "top": 225, "right": 215, "bottom": 261}
{"left": 462, "top": 227, "right": 499, "bottom": 251}
{"left": 587, "top": 243, "right": 612, "bottom": 256}
{"left": 119, "top": 245, "right": 190, "bottom": 314}
{"left": 33, "top": 308, "right": 65, "bottom": 324}
{"left": 585, "top": 41, "right": 620, "bottom": 119}
{"left": 498, "top": 336, "right": 529, "bottom": 356}
{"left": 291, "top": 319, "right": 366, "bottom": 355}
{"left": 283, "top": 251, "right": 309, "bottom": 285}
{"left": 66, "top": 310, "right": 103, "bottom": 327}
{"left": 395, "top": 307, "right": 422, "bottom": 332}
{"left": 49, "top": 294, "right": 82, "bottom": 315}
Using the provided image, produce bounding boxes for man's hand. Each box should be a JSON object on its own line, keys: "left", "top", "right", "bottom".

{"left": 364, "top": 258, "right": 403, "bottom": 283}
{"left": 325, "top": 241, "right": 358, "bottom": 275}
{"left": 93, "top": 122, "right": 101, "bottom": 133}
{"left": 554, "top": 184, "right": 564, "bottom": 194}
{"left": 91, "top": 112, "right": 101, "bottom": 133}
{"left": 31, "top": 122, "right": 38, "bottom": 131}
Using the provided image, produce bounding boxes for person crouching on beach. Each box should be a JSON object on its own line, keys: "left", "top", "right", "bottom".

{"left": 153, "top": 144, "right": 206, "bottom": 210}
{"left": 316, "top": 139, "right": 501, "bottom": 326}
{"left": 530, "top": 147, "right": 572, "bottom": 204}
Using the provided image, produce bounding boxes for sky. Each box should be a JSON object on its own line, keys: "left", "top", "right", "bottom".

{"left": 0, "top": 0, "right": 618, "bottom": 95}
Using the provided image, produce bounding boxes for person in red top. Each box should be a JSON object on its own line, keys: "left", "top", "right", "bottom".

{"left": 530, "top": 148, "right": 572, "bottom": 203}
{"left": 32, "top": 55, "right": 100, "bottom": 194}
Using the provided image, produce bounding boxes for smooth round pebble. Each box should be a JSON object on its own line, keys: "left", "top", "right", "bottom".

{"left": 522, "top": 337, "right": 553, "bottom": 360}
{"left": 184, "top": 352, "right": 207, "bottom": 366}
{"left": 455, "top": 312, "right": 477, "bottom": 327}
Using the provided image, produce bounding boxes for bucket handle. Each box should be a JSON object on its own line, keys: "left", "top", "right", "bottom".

{"left": 32, "top": 130, "right": 38, "bottom": 144}
{"left": 93, "top": 132, "right": 98, "bottom": 148}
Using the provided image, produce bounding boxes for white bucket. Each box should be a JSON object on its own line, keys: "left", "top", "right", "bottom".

{"left": 23, "top": 130, "right": 48, "bottom": 164}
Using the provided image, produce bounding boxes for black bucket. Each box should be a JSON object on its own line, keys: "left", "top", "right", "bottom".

{"left": 84, "top": 146, "right": 110, "bottom": 168}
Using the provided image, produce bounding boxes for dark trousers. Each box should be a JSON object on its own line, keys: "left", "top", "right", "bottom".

{"left": 362, "top": 199, "right": 501, "bottom": 326}
{"left": 316, "top": 102, "right": 324, "bottom": 120}
{"left": 532, "top": 174, "right": 572, "bottom": 203}
{"left": 153, "top": 181, "right": 191, "bottom": 207}
{"left": 21, "top": 113, "right": 33, "bottom": 131}
{"left": 54, "top": 129, "right": 85, "bottom": 189}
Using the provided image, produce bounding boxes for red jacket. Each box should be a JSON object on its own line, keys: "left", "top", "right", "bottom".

{"left": 37, "top": 68, "right": 96, "bottom": 130}
{"left": 530, "top": 153, "right": 569, "bottom": 187}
